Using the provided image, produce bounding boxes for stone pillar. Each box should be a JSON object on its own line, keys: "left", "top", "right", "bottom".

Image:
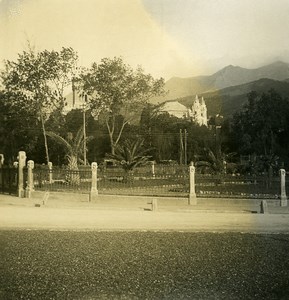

{"left": 152, "top": 198, "right": 158, "bottom": 211}
{"left": 152, "top": 161, "right": 155, "bottom": 178}
{"left": 0, "top": 154, "right": 4, "bottom": 185}
{"left": 25, "top": 160, "right": 34, "bottom": 198}
{"left": 280, "top": 169, "right": 287, "bottom": 207}
{"left": 48, "top": 162, "right": 53, "bottom": 184}
{"left": 89, "top": 162, "right": 98, "bottom": 201}
{"left": 13, "top": 162, "right": 18, "bottom": 186}
{"left": 17, "top": 151, "right": 27, "bottom": 198}
{"left": 0, "top": 154, "right": 4, "bottom": 167}
{"left": 189, "top": 162, "right": 197, "bottom": 205}
{"left": 260, "top": 200, "right": 268, "bottom": 214}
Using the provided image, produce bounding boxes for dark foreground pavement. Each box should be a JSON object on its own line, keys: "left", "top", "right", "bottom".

{"left": 1, "top": 231, "right": 289, "bottom": 299}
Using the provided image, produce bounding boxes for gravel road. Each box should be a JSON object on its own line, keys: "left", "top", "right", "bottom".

{"left": 1, "top": 231, "right": 289, "bottom": 299}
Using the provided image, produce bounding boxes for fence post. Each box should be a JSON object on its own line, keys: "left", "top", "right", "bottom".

{"left": 0, "top": 154, "right": 3, "bottom": 186}
{"left": 152, "top": 161, "right": 155, "bottom": 178}
{"left": 89, "top": 162, "right": 98, "bottom": 201}
{"left": 13, "top": 162, "right": 18, "bottom": 186}
{"left": 25, "top": 160, "right": 34, "bottom": 198}
{"left": 189, "top": 161, "right": 197, "bottom": 205}
{"left": 152, "top": 198, "right": 158, "bottom": 211}
{"left": 48, "top": 162, "right": 53, "bottom": 184}
{"left": 260, "top": 200, "right": 268, "bottom": 214}
{"left": 280, "top": 169, "right": 287, "bottom": 207}
{"left": 17, "top": 151, "right": 26, "bottom": 198}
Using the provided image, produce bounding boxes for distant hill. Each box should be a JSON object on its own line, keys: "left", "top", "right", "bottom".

{"left": 178, "top": 78, "right": 289, "bottom": 118}
{"left": 152, "top": 61, "right": 289, "bottom": 104}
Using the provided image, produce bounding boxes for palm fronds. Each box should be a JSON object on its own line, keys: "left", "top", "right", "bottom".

{"left": 106, "top": 139, "right": 152, "bottom": 172}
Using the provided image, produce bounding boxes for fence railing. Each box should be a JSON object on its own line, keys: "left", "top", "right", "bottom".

{"left": 98, "top": 166, "right": 189, "bottom": 197}
{"left": 32, "top": 165, "right": 189, "bottom": 197}
{"left": 195, "top": 174, "right": 285, "bottom": 198}
{"left": 1, "top": 151, "right": 288, "bottom": 206}
{"left": 0, "top": 167, "right": 18, "bottom": 195}
{"left": 30, "top": 165, "right": 289, "bottom": 200}
{"left": 34, "top": 167, "right": 92, "bottom": 193}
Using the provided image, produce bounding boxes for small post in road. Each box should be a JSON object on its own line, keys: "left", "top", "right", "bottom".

{"left": 280, "top": 169, "right": 287, "bottom": 207}
{"left": 90, "top": 162, "right": 98, "bottom": 202}
{"left": 189, "top": 161, "right": 197, "bottom": 205}
{"left": 17, "top": 151, "right": 27, "bottom": 198}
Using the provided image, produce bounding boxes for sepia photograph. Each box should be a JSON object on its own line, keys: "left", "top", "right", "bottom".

{"left": 1, "top": 0, "right": 289, "bottom": 299}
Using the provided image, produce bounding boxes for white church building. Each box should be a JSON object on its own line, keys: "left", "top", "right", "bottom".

{"left": 158, "top": 95, "right": 208, "bottom": 126}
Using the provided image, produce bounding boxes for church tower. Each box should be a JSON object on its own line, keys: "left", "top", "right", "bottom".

{"left": 191, "top": 95, "right": 207, "bottom": 126}
{"left": 200, "top": 96, "right": 208, "bottom": 126}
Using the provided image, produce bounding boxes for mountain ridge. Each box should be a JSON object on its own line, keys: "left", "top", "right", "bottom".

{"left": 153, "top": 61, "right": 289, "bottom": 104}
{"left": 177, "top": 77, "right": 289, "bottom": 118}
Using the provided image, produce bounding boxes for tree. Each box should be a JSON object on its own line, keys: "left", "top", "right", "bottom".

{"left": 195, "top": 148, "right": 237, "bottom": 175}
{"left": 106, "top": 139, "right": 152, "bottom": 182}
{"left": 79, "top": 57, "right": 165, "bottom": 154}
{"left": 232, "top": 90, "right": 289, "bottom": 157}
{"left": 0, "top": 90, "right": 40, "bottom": 163}
{"left": 1, "top": 45, "right": 79, "bottom": 164}
{"left": 46, "top": 126, "right": 88, "bottom": 184}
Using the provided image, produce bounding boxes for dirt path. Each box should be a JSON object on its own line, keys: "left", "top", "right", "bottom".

{"left": 1, "top": 205, "right": 289, "bottom": 233}
{"left": 1, "top": 193, "right": 289, "bottom": 232}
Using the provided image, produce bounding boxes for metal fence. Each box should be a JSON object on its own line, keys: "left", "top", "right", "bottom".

{"left": 31, "top": 165, "right": 288, "bottom": 199}
{"left": 32, "top": 165, "right": 189, "bottom": 197}
{"left": 34, "top": 167, "right": 92, "bottom": 193}
{"left": 0, "top": 167, "right": 18, "bottom": 195}
{"left": 195, "top": 174, "right": 286, "bottom": 199}
{"left": 98, "top": 165, "right": 189, "bottom": 197}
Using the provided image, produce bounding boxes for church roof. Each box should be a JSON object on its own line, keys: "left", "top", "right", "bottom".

{"left": 159, "top": 101, "right": 188, "bottom": 113}
{"left": 157, "top": 101, "right": 189, "bottom": 119}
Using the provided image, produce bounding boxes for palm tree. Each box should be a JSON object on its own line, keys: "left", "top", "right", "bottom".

{"left": 195, "top": 148, "right": 237, "bottom": 175}
{"left": 46, "top": 126, "right": 86, "bottom": 185}
{"left": 106, "top": 139, "right": 152, "bottom": 182}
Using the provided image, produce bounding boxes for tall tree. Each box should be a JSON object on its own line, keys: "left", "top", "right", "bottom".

{"left": 0, "top": 90, "right": 41, "bottom": 163}
{"left": 231, "top": 89, "right": 289, "bottom": 164}
{"left": 79, "top": 57, "right": 165, "bottom": 154}
{"left": 1, "top": 45, "right": 79, "bottom": 164}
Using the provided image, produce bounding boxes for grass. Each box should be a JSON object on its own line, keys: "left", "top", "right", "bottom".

{"left": 1, "top": 231, "right": 289, "bottom": 299}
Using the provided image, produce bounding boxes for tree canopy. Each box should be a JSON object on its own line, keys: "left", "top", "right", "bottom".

{"left": 1, "top": 46, "right": 79, "bottom": 163}
{"left": 231, "top": 90, "right": 289, "bottom": 157}
{"left": 78, "top": 57, "right": 165, "bottom": 154}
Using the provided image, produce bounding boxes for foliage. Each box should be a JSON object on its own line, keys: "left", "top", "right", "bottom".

{"left": 1, "top": 45, "right": 79, "bottom": 163}
{"left": 0, "top": 90, "right": 40, "bottom": 163}
{"left": 46, "top": 126, "right": 87, "bottom": 185}
{"left": 78, "top": 57, "right": 165, "bottom": 154}
{"left": 140, "top": 106, "right": 215, "bottom": 163}
{"left": 231, "top": 90, "right": 289, "bottom": 157}
{"left": 106, "top": 139, "right": 152, "bottom": 174}
{"left": 195, "top": 148, "right": 229, "bottom": 174}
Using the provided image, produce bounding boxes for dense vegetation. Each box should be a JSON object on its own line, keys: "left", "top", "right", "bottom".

{"left": 1, "top": 46, "right": 289, "bottom": 174}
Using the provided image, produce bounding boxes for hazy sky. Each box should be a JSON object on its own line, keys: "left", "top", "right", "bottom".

{"left": 1, "top": 0, "right": 289, "bottom": 79}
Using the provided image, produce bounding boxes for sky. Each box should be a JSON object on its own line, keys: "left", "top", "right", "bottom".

{"left": 1, "top": 0, "right": 289, "bottom": 79}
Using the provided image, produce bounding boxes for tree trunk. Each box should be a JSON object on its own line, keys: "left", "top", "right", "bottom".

{"left": 106, "top": 116, "right": 128, "bottom": 155}
{"left": 40, "top": 111, "right": 50, "bottom": 165}
{"left": 66, "top": 155, "right": 80, "bottom": 185}
{"left": 110, "top": 138, "right": 116, "bottom": 155}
